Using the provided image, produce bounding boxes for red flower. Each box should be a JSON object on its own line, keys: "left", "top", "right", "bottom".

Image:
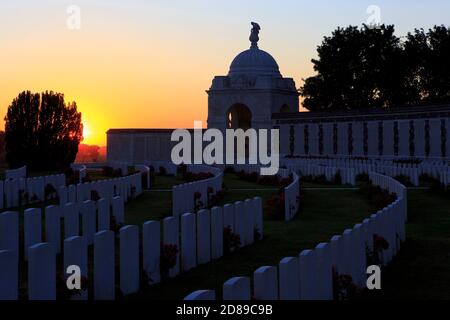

{"left": 373, "top": 234, "right": 389, "bottom": 251}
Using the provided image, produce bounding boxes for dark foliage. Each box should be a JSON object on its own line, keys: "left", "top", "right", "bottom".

{"left": 300, "top": 25, "right": 450, "bottom": 111}
{"left": 5, "top": 90, "right": 82, "bottom": 170}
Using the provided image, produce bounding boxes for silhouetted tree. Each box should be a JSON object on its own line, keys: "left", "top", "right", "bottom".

{"left": 301, "top": 24, "right": 450, "bottom": 111}
{"left": 5, "top": 90, "right": 83, "bottom": 170}
{"left": 406, "top": 26, "right": 450, "bottom": 103}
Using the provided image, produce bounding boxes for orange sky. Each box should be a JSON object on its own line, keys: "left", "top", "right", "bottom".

{"left": 1, "top": 1, "right": 448, "bottom": 145}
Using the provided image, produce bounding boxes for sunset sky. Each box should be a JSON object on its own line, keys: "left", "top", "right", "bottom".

{"left": 1, "top": 0, "right": 449, "bottom": 145}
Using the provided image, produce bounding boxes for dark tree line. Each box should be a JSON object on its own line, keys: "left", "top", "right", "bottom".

{"left": 300, "top": 24, "right": 450, "bottom": 111}
{"left": 5, "top": 91, "right": 83, "bottom": 170}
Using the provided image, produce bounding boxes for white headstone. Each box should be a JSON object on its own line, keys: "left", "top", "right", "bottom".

{"left": 330, "top": 235, "right": 343, "bottom": 274}
{"left": 233, "top": 201, "right": 245, "bottom": 247}
{"left": 211, "top": 206, "right": 224, "bottom": 260}
{"left": 298, "top": 249, "right": 317, "bottom": 300}
{"left": 315, "top": 243, "right": 333, "bottom": 300}
{"left": 28, "top": 243, "right": 56, "bottom": 300}
{"left": 45, "top": 205, "right": 61, "bottom": 253}
{"left": 120, "top": 225, "right": 140, "bottom": 295}
{"left": 24, "top": 208, "right": 42, "bottom": 260}
{"left": 58, "top": 186, "right": 68, "bottom": 208}
{"left": 279, "top": 257, "right": 300, "bottom": 300}
{"left": 142, "top": 220, "right": 160, "bottom": 284}
{"left": 223, "top": 277, "right": 251, "bottom": 300}
{"left": 181, "top": 213, "right": 197, "bottom": 272}
{"left": 68, "top": 185, "right": 77, "bottom": 203}
{"left": 64, "top": 203, "right": 79, "bottom": 238}
{"left": 0, "top": 211, "right": 19, "bottom": 260}
{"left": 94, "top": 230, "right": 115, "bottom": 300}
{"left": 64, "top": 236, "right": 88, "bottom": 300}
{"left": 197, "top": 209, "right": 211, "bottom": 264}
{"left": 97, "top": 198, "right": 110, "bottom": 231}
{"left": 112, "top": 196, "right": 124, "bottom": 224}
{"left": 253, "top": 197, "right": 263, "bottom": 240}
{"left": 163, "top": 217, "right": 180, "bottom": 277}
{"left": 244, "top": 199, "right": 254, "bottom": 245}
{"left": 253, "top": 266, "right": 278, "bottom": 300}
{"left": 0, "top": 250, "right": 18, "bottom": 300}
{"left": 184, "top": 290, "right": 216, "bottom": 300}
{"left": 82, "top": 200, "right": 96, "bottom": 245}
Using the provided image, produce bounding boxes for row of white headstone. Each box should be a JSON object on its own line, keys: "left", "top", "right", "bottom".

{"left": 4, "top": 166, "right": 27, "bottom": 180}
{"left": 0, "top": 194, "right": 126, "bottom": 300}
{"left": 57, "top": 172, "right": 142, "bottom": 208}
{"left": 284, "top": 173, "right": 300, "bottom": 221}
{"left": 184, "top": 171, "right": 407, "bottom": 300}
{"left": 0, "top": 195, "right": 263, "bottom": 300}
{"left": 283, "top": 157, "right": 450, "bottom": 186}
{"left": 0, "top": 173, "right": 66, "bottom": 209}
{"left": 172, "top": 167, "right": 223, "bottom": 218}
{"left": 179, "top": 197, "right": 264, "bottom": 273}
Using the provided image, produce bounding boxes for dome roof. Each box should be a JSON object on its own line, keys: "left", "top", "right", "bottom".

{"left": 228, "top": 47, "right": 281, "bottom": 78}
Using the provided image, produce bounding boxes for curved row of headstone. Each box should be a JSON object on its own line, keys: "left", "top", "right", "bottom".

{"left": 184, "top": 171, "right": 407, "bottom": 300}
{"left": 283, "top": 157, "right": 450, "bottom": 186}
{"left": 0, "top": 196, "right": 263, "bottom": 300}
{"left": 58, "top": 172, "right": 143, "bottom": 209}
{"left": 172, "top": 165, "right": 223, "bottom": 218}
{"left": 0, "top": 173, "right": 66, "bottom": 209}
{"left": 284, "top": 172, "right": 300, "bottom": 221}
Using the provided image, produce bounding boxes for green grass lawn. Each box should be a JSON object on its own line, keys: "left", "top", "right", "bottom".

{"left": 362, "top": 189, "right": 450, "bottom": 300}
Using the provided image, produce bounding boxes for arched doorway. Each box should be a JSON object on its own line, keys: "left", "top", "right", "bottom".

{"left": 227, "top": 104, "right": 252, "bottom": 130}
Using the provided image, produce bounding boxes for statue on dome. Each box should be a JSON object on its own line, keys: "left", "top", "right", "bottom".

{"left": 249, "top": 22, "right": 260, "bottom": 48}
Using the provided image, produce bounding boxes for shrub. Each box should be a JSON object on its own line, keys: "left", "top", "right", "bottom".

{"left": 223, "top": 226, "right": 241, "bottom": 254}
{"left": 45, "top": 183, "right": 57, "bottom": 200}
{"left": 160, "top": 244, "right": 179, "bottom": 280}
{"left": 332, "top": 267, "right": 364, "bottom": 300}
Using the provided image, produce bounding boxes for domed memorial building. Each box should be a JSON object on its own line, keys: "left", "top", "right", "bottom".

{"left": 207, "top": 22, "right": 299, "bottom": 131}
{"left": 107, "top": 23, "right": 450, "bottom": 163}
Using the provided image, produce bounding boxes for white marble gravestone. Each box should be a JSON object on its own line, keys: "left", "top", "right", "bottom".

{"left": 143, "top": 220, "right": 160, "bottom": 284}
{"left": 28, "top": 243, "right": 56, "bottom": 300}
{"left": 223, "top": 277, "right": 251, "bottom": 300}
{"left": 197, "top": 209, "right": 211, "bottom": 264}
{"left": 253, "top": 266, "right": 278, "bottom": 300}
{"left": 120, "top": 225, "right": 140, "bottom": 295}
{"left": 94, "top": 230, "right": 115, "bottom": 300}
